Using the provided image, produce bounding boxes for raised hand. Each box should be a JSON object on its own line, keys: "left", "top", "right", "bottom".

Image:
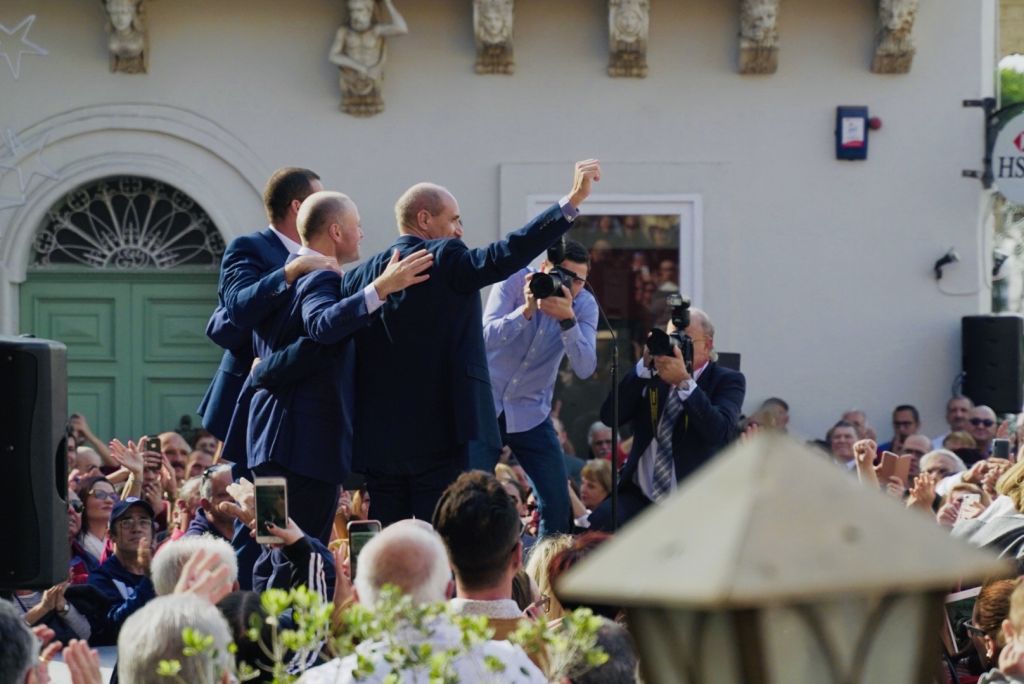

{"left": 906, "top": 473, "right": 937, "bottom": 511}
{"left": 521, "top": 273, "right": 539, "bottom": 321}
{"left": 63, "top": 639, "right": 102, "bottom": 684}
{"left": 109, "top": 438, "right": 144, "bottom": 478}
{"left": 567, "top": 159, "right": 601, "bottom": 208}
{"left": 220, "top": 477, "right": 255, "bottom": 529}
{"left": 372, "top": 248, "right": 433, "bottom": 298}
{"left": 173, "top": 548, "right": 233, "bottom": 604}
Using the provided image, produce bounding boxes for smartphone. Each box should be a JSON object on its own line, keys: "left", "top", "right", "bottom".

{"left": 254, "top": 477, "right": 288, "bottom": 544}
{"left": 942, "top": 586, "right": 981, "bottom": 656}
{"left": 145, "top": 436, "right": 162, "bottom": 454}
{"left": 347, "top": 519, "right": 382, "bottom": 579}
{"left": 994, "top": 438, "right": 1011, "bottom": 460}
{"left": 876, "top": 452, "right": 897, "bottom": 482}
{"left": 892, "top": 453, "right": 913, "bottom": 486}
{"left": 957, "top": 493, "right": 981, "bottom": 521}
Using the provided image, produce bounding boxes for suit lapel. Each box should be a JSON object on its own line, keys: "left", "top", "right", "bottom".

{"left": 260, "top": 228, "right": 290, "bottom": 264}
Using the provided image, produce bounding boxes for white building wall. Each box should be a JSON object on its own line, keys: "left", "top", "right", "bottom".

{"left": 0, "top": 0, "right": 997, "bottom": 438}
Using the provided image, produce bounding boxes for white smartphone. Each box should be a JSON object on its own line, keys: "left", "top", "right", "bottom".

{"left": 957, "top": 493, "right": 981, "bottom": 521}
{"left": 254, "top": 477, "right": 288, "bottom": 544}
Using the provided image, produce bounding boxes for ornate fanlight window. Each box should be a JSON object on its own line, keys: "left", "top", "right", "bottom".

{"left": 32, "top": 176, "right": 224, "bottom": 269}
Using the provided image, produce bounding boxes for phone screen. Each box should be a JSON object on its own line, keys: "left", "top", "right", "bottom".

{"left": 348, "top": 521, "right": 381, "bottom": 578}
{"left": 255, "top": 482, "right": 288, "bottom": 534}
{"left": 994, "top": 439, "right": 1011, "bottom": 459}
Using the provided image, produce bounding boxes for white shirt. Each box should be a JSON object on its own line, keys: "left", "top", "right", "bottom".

{"left": 633, "top": 359, "right": 708, "bottom": 501}
{"left": 298, "top": 615, "right": 545, "bottom": 684}
{"left": 295, "top": 245, "right": 384, "bottom": 315}
{"left": 270, "top": 225, "right": 303, "bottom": 255}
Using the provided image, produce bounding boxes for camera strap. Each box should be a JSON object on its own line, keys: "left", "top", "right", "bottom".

{"left": 648, "top": 380, "right": 659, "bottom": 432}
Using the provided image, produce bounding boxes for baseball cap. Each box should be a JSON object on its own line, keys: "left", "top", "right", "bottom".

{"left": 109, "top": 496, "right": 156, "bottom": 530}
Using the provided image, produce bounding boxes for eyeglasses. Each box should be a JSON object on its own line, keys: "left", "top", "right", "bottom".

{"left": 962, "top": 621, "right": 988, "bottom": 638}
{"left": 69, "top": 500, "right": 83, "bottom": 514}
{"left": 116, "top": 516, "right": 153, "bottom": 530}
{"left": 592, "top": 439, "right": 613, "bottom": 446}
{"left": 925, "top": 467, "right": 953, "bottom": 477}
{"left": 90, "top": 490, "right": 119, "bottom": 502}
{"left": 970, "top": 418, "right": 996, "bottom": 427}
{"left": 903, "top": 449, "right": 927, "bottom": 457}
{"left": 893, "top": 421, "right": 917, "bottom": 428}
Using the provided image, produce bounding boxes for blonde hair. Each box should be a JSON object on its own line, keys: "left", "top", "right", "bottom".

{"left": 525, "top": 534, "right": 574, "bottom": 620}
{"left": 996, "top": 460, "right": 1024, "bottom": 512}
{"left": 1009, "top": 580, "right": 1024, "bottom": 637}
{"left": 581, "top": 459, "right": 612, "bottom": 495}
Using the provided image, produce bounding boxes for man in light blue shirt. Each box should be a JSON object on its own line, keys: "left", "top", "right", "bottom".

{"left": 477, "top": 239, "right": 598, "bottom": 535}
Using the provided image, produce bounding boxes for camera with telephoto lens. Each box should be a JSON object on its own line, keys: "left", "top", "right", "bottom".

{"left": 529, "top": 266, "right": 576, "bottom": 299}
{"left": 645, "top": 294, "right": 694, "bottom": 374}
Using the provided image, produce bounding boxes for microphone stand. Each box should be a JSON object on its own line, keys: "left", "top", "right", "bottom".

{"left": 585, "top": 283, "right": 619, "bottom": 531}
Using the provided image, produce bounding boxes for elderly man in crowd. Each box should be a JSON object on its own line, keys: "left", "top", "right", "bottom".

{"left": 87, "top": 497, "right": 157, "bottom": 644}
{"left": 969, "top": 405, "right": 1000, "bottom": 459}
{"left": 151, "top": 536, "right": 238, "bottom": 597}
{"left": 159, "top": 431, "right": 191, "bottom": 485}
{"left": 184, "top": 463, "right": 235, "bottom": 541}
{"left": 933, "top": 395, "right": 974, "bottom": 449}
{"left": 827, "top": 421, "right": 858, "bottom": 469}
{"left": 300, "top": 518, "right": 544, "bottom": 683}
{"left": 841, "top": 409, "right": 874, "bottom": 440}
{"left": 899, "top": 433, "right": 932, "bottom": 482}
{"left": 586, "top": 421, "right": 616, "bottom": 462}
{"left": 118, "top": 594, "right": 234, "bottom": 684}
{"left": 878, "top": 404, "right": 921, "bottom": 454}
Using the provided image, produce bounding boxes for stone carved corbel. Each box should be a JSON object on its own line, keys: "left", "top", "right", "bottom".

{"left": 608, "top": 0, "right": 648, "bottom": 78}
{"left": 328, "top": 0, "right": 408, "bottom": 117}
{"left": 474, "top": 0, "right": 514, "bottom": 74}
{"left": 103, "top": 0, "right": 147, "bottom": 74}
{"left": 738, "top": 0, "right": 779, "bottom": 75}
{"left": 872, "top": 0, "right": 918, "bottom": 74}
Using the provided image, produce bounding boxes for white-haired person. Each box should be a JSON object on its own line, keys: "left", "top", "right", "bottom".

{"left": 299, "top": 520, "right": 545, "bottom": 683}
{"left": 151, "top": 535, "right": 238, "bottom": 596}
{"left": 117, "top": 594, "right": 234, "bottom": 684}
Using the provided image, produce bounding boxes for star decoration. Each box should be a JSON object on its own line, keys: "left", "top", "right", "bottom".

{"left": 0, "top": 192, "right": 25, "bottom": 212}
{"left": 0, "top": 128, "right": 60, "bottom": 196}
{"left": 0, "top": 15, "right": 48, "bottom": 80}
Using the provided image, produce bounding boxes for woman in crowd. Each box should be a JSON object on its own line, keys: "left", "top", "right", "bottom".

{"left": 968, "top": 578, "right": 1021, "bottom": 679}
{"left": 68, "top": 491, "right": 98, "bottom": 583}
{"left": 525, "top": 534, "right": 574, "bottom": 622}
{"left": 580, "top": 460, "right": 611, "bottom": 513}
{"left": 77, "top": 476, "right": 117, "bottom": 566}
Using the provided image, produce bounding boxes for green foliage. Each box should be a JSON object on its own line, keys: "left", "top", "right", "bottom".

{"left": 155, "top": 584, "right": 608, "bottom": 683}
{"left": 1002, "top": 68, "right": 1024, "bottom": 107}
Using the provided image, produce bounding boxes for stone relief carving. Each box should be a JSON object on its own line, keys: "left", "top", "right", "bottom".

{"left": 104, "top": 0, "right": 146, "bottom": 74}
{"left": 738, "top": 0, "right": 779, "bottom": 75}
{"left": 329, "top": 0, "right": 408, "bottom": 116}
{"left": 474, "top": 0, "right": 514, "bottom": 74}
{"left": 872, "top": 0, "right": 918, "bottom": 74}
{"left": 608, "top": 0, "right": 648, "bottom": 78}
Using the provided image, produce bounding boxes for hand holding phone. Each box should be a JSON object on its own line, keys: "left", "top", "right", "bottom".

{"left": 145, "top": 436, "right": 162, "bottom": 454}
{"left": 347, "top": 520, "right": 382, "bottom": 580}
{"left": 254, "top": 477, "right": 288, "bottom": 544}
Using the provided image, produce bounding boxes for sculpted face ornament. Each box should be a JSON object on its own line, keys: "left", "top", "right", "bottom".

{"left": 872, "top": 0, "right": 918, "bottom": 73}
{"left": 738, "top": 0, "right": 779, "bottom": 74}
{"left": 474, "top": 0, "right": 515, "bottom": 74}
{"left": 104, "top": 0, "right": 146, "bottom": 73}
{"left": 608, "top": 0, "right": 649, "bottom": 78}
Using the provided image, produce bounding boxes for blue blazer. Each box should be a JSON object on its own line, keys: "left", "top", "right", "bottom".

{"left": 197, "top": 228, "right": 290, "bottom": 440}
{"left": 339, "top": 202, "right": 573, "bottom": 475}
{"left": 247, "top": 266, "right": 374, "bottom": 484}
{"left": 604, "top": 362, "right": 746, "bottom": 490}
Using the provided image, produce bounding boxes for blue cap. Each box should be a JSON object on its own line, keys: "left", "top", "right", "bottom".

{"left": 109, "top": 496, "right": 156, "bottom": 530}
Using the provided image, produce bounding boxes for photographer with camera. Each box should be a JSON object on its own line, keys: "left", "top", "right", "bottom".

{"left": 475, "top": 239, "right": 598, "bottom": 536}
{"left": 589, "top": 302, "right": 745, "bottom": 531}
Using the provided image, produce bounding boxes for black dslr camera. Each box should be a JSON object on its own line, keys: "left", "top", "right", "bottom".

{"left": 645, "top": 294, "right": 694, "bottom": 374}
{"left": 528, "top": 266, "right": 575, "bottom": 299}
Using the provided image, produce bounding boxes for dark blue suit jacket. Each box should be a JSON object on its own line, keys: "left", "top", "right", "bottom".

{"left": 247, "top": 266, "right": 373, "bottom": 484}
{"left": 198, "top": 228, "right": 291, "bottom": 440}
{"left": 339, "top": 202, "right": 574, "bottom": 476}
{"left": 603, "top": 362, "right": 746, "bottom": 490}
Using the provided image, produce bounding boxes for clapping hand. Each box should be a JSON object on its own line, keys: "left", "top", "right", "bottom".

{"left": 63, "top": 638, "right": 102, "bottom": 684}
{"left": 906, "top": 472, "right": 937, "bottom": 511}
{"left": 173, "top": 548, "right": 233, "bottom": 604}
{"left": 109, "top": 438, "right": 144, "bottom": 478}
{"left": 219, "top": 477, "right": 255, "bottom": 529}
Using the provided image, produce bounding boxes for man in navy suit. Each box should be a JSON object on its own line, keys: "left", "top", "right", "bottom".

{"left": 588, "top": 307, "right": 746, "bottom": 531}
{"left": 338, "top": 160, "right": 602, "bottom": 526}
{"left": 247, "top": 191, "right": 432, "bottom": 541}
{"left": 253, "top": 161, "right": 601, "bottom": 526}
{"left": 198, "top": 167, "right": 335, "bottom": 442}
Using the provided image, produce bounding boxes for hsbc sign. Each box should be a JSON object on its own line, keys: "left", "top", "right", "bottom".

{"left": 993, "top": 114, "right": 1024, "bottom": 202}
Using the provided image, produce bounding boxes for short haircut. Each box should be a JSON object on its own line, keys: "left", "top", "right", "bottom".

{"left": 199, "top": 463, "right": 232, "bottom": 502}
{"left": 561, "top": 239, "right": 590, "bottom": 268}
{"left": 263, "top": 167, "right": 321, "bottom": 223}
{"left": 118, "top": 594, "right": 233, "bottom": 684}
{"left": 581, "top": 459, "right": 612, "bottom": 494}
{"left": 893, "top": 404, "right": 920, "bottom": 423}
{"left": 760, "top": 397, "right": 789, "bottom": 412}
{"left": 0, "top": 600, "right": 37, "bottom": 684}
{"left": 150, "top": 535, "right": 238, "bottom": 596}
{"left": 432, "top": 471, "right": 520, "bottom": 591}
{"left": 354, "top": 523, "right": 451, "bottom": 606}
{"left": 394, "top": 183, "right": 448, "bottom": 233}
{"left": 191, "top": 428, "right": 214, "bottom": 447}
{"left": 588, "top": 421, "right": 611, "bottom": 443}
{"left": 826, "top": 420, "right": 857, "bottom": 442}
{"left": 297, "top": 191, "right": 354, "bottom": 242}
{"left": 948, "top": 395, "right": 975, "bottom": 410}
{"left": 919, "top": 449, "right": 967, "bottom": 474}
{"left": 551, "top": 616, "right": 638, "bottom": 684}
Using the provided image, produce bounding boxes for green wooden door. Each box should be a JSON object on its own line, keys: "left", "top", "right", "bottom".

{"left": 20, "top": 271, "right": 220, "bottom": 441}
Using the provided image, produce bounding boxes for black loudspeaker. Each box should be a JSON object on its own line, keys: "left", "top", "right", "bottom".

{"left": 962, "top": 316, "right": 1024, "bottom": 415}
{"left": 0, "top": 335, "right": 68, "bottom": 589}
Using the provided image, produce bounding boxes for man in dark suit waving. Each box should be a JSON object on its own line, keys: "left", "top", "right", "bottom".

{"left": 588, "top": 307, "right": 746, "bottom": 531}
{"left": 339, "top": 160, "right": 602, "bottom": 525}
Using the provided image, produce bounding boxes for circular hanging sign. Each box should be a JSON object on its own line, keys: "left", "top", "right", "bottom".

{"left": 992, "top": 112, "right": 1024, "bottom": 203}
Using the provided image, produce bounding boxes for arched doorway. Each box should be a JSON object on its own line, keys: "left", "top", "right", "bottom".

{"left": 19, "top": 176, "right": 224, "bottom": 441}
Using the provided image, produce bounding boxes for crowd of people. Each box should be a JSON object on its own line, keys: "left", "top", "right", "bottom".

{"left": 9, "top": 157, "right": 1024, "bottom": 683}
